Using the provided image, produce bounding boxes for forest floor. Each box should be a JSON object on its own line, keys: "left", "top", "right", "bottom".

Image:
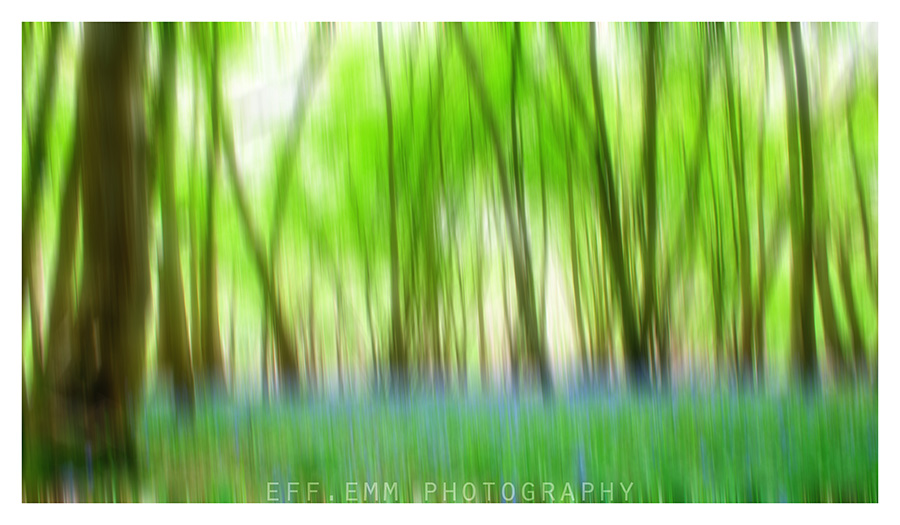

{"left": 23, "top": 385, "right": 877, "bottom": 502}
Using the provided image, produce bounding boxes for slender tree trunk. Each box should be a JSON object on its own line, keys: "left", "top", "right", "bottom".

{"left": 266, "top": 27, "right": 333, "bottom": 392}
{"left": 23, "top": 22, "right": 64, "bottom": 395}
{"left": 501, "top": 253, "right": 518, "bottom": 392}
{"left": 814, "top": 231, "right": 848, "bottom": 379}
{"left": 364, "top": 242, "right": 379, "bottom": 388}
{"left": 28, "top": 240, "right": 45, "bottom": 390}
{"left": 227, "top": 272, "right": 236, "bottom": 390}
{"left": 378, "top": 23, "right": 408, "bottom": 392}
{"left": 639, "top": 23, "right": 663, "bottom": 384}
{"left": 202, "top": 24, "right": 225, "bottom": 386}
{"left": 455, "top": 238, "right": 469, "bottom": 391}
{"left": 189, "top": 62, "right": 203, "bottom": 379}
{"left": 511, "top": 25, "right": 551, "bottom": 393}
{"left": 550, "top": 22, "right": 647, "bottom": 386}
{"left": 586, "top": 23, "right": 645, "bottom": 386}
{"left": 846, "top": 93, "right": 877, "bottom": 305}
{"left": 711, "top": 173, "right": 727, "bottom": 373}
{"left": 837, "top": 234, "right": 867, "bottom": 375}
{"left": 350, "top": 172, "right": 380, "bottom": 389}
{"left": 722, "top": 26, "right": 755, "bottom": 383}
{"left": 44, "top": 133, "right": 80, "bottom": 387}
{"left": 220, "top": 118, "right": 301, "bottom": 390}
{"left": 156, "top": 22, "right": 195, "bottom": 408}
{"left": 588, "top": 214, "right": 608, "bottom": 380}
{"left": 539, "top": 128, "right": 550, "bottom": 362}
{"left": 778, "top": 22, "right": 817, "bottom": 384}
{"left": 261, "top": 312, "right": 269, "bottom": 401}
{"left": 335, "top": 273, "right": 344, "bottom": 396}
{"left": 23, "top": 22, "right": 63, "bottom": 306}
{"left": 793, "top": 22, "right": 819, "bottom": 385}
{"left": 453, "top": 22, "right": 551, "bottom": 395}
{"left": 307, "top": 253, "right": 318, "bottom": 391}
{"left": 475, "top": 233, "right": 488, "bottom": 389}
{"left": 566, "top": 129, "right": 588, "bottom": 378}
{"left": 754, "top": 23, "right": 771, "bottom": 384}
{"left": 469, "top": 91, "right": 489, "bottom": 390}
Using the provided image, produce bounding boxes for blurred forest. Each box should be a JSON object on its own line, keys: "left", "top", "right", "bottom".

{"left": 21, "top": 22, "right": 878, "bottom": 501}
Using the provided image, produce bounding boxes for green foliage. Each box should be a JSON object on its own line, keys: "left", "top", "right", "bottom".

{"left": 21, "top": 21, "right": 878, "bottom": 397}
{"left": 23, "top": 389, "right": 877, "bottom": 502}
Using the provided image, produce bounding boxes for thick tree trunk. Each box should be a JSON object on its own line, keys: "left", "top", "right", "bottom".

{"left": 36, "top": 23, "right": 149, "bottom": 469}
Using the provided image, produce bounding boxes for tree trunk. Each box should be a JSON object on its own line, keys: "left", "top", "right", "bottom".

{"left": 813, "top": 230, "right": 848, "bottom": 379}
{"left": 711, "top": 172, "right": 727, "bottom": 373}
{"left": 23, "top": 22, "right": 63, "bottom": 307}
{"left": 307, "top": 254, "right": 318, "bottom": 391}
{"left": 335, "top": 273, "right": 345, "bottom": 396}
{"left": 156, "top": 22, "right": 195, "bottom": 408}
{"left": 453, "top": 22, "right": 551, "bottom": 395}
{"left": 261, "top": 311, "right": 269, "bottom": 401}
{"left": 469, "top": 92, "right": 489, "bottom": 390}
{"left": 778, "top": 22, "right": 818, "bottom": 384}
{"left": 202, "top": 24, "right": 225, "bottom": 386}
{"left": 266, "top": 26, "right": 333, "bottom": 392}
{"left": 455, "top": 239, "right": 469, "bottom": 391}
{"left": 378, "top": 23, "right": 408, "bottom": 392}
{"left": 754, "top": 23, "right": 771, "bottom": 384}
{"left": 846, "top": 92, "right": 877, "bottom": 305}
{"left": 538, "top": 124, "right": 550, "bottom": 367}
{"left": 189, "top": 62, "right": 203, "bottom": 380}
{"left": 28, "top": 239, "right": 45, "bottom": 390}
{"left": 39, "top": 23, "right": 149, "bottom": 469}
{"left": 586, "top": 23, "right": 645, "bottom": 387}
{"left": 566, "top": 127, "right": 588, "bottom": 378}
{"left": 837, "top": 233, "right": 867, "bottom": 375}
{"left": 218, "top": 121, "right": 301, "bottom": 390}
{"left": 44, "top": 133, "right": 80, "bottom": 387}
{"left": 722, "top": 26, "right": 755, "bottom": 383}
{"left": 638, "top": 23, "right": 664, "bottom": 384}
